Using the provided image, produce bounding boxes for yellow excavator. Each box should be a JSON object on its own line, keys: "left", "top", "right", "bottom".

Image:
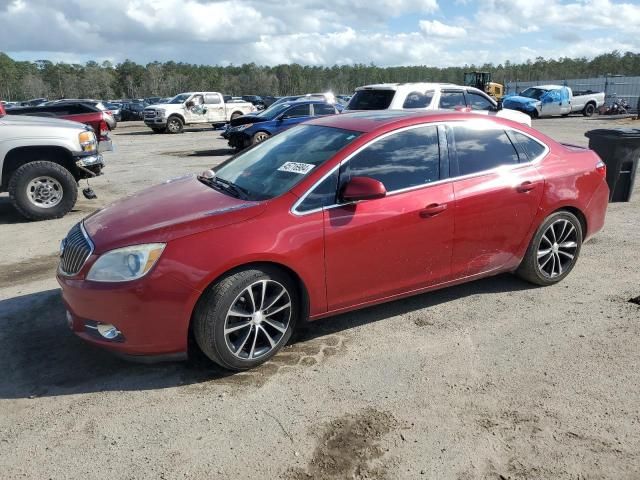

{"left": 464, "top": 71, "right": 504, "bottom": 100}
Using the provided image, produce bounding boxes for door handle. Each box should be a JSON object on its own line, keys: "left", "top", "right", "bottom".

{"left": 420, "top": 203, "right": 447, "bottom": 218}
{"left": 517, "top": 181, "right": 537, "bottom": 193}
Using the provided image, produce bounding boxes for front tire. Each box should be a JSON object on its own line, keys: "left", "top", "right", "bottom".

{"left": 166, "top": 116, "right": 184, "bottom": 134}
{"left": 193, "top": 267, "right": 299, "bottom": 371}
{"left": 516, "top": 211, "right": 583, "bottom": 286}
{"left": 252, "top": 131, "right": 271, "bottom": 145}
{"left": 8, "top": 161, "right": 78, "bottom": 221}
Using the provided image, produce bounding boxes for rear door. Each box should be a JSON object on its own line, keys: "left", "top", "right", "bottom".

{"left": 447, "top": 123, "right": 545, "bottom": 278}
{"left": 205, "top": 93, "right": 226, "bottom": 123}
{"left": 323, "top": 125, "right": 454, "bottom": 310}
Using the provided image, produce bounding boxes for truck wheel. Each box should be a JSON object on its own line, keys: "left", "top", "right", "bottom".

{"left": 8, "top": 161, "right": 78, "bottom": 221}
{"left": 252, "top": 131, "right": 271, "bottom": 145}
{"left": 230, "top": 112, "right": 242, "bottom": 120}
{"left": 166, "top": 116, "right": 184, "bottom": 134}
{"left": 583, "top": 103, "right": 596, "bottom": 117}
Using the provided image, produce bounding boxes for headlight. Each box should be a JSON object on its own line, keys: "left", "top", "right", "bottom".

{"left": 86, "top": 243, "right": 166, "bottom": 282}
{"left": 234, "top": 123, "right": 253, "bottom": 131}
{"left": 79, "top": 131, "right": 97, "bottom": 153}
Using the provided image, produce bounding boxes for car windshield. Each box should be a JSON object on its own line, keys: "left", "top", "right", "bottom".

{"left": 270, "top": 96, "right": 298, "bottom": 107}
{"left": 168, "top": 94, "right": 191, "bottom": 104}
{"left": 346, "top": 90, "right": 395, "bottom": 110}
{"left": 213, "top": 125, "right": 361, "bottom": 201}
{"left": 520, "top": 88, "right": 548, "bottom": 100}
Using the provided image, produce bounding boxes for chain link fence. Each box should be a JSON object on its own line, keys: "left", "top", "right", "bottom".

{"left": 505, "top": 76, "right": 640, "bottom": 113}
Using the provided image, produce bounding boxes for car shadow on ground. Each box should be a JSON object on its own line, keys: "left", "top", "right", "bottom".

{"left": 0, "top": 274, "right": 535, "bottom": 399}
{"left": 0, "top": 196, "right": 85, "bottom": 225}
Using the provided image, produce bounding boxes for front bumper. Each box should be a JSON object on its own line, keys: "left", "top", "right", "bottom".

{"left": 144, "top": 117, "right": 167, "bottom": 126}
{"left": 57, "top": 270, "right": 199, "bottom": 357}
{"left": 227, "top": 131, "right": 251, "bottom": 150}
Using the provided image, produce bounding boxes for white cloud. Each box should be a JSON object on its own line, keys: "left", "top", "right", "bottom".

{"left": 1, "top": 0, "right": 639, "bottom": 67}
{"left": 419, "top": 20, "right": 466, "bottom": 38}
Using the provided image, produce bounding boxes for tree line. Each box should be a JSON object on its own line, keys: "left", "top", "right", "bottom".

{"left": 1, "top": 50, "right": 640, "bottom": 101}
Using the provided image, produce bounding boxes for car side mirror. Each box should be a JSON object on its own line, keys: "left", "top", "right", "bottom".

{"left": 340, "top": 176, "right": 387, "bottom": 203}
{"left": 186, "top": 101, "right": 194, "bottom": 108}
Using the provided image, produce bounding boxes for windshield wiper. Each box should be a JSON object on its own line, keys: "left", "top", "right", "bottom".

{"left": 213, "top": 177, "right": 251, "bottom": 200}
{"left": 198, "top": 175, "right": 250, "bottom": 200}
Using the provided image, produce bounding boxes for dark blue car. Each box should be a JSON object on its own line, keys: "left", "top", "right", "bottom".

{"left": 225, "top": 100, "right": 339, "bottom": 151}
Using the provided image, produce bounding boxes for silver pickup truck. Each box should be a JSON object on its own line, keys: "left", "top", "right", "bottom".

{"left": 0, "top": 113, "right": 105, "bottom": 220}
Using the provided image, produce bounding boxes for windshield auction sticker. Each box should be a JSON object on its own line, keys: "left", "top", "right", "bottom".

{"left": 277, "top": 162, "right": 315, "bottom": 174}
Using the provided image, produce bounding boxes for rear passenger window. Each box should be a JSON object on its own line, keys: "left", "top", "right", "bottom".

{"left": 439, "top": 91, "right": 466, "bottom": 109}
{"left": 296, "top": 170, "right": 339, "bottom": 212}
{"left": 402, "top": 91, "right": 434, "bottom": 109}
{"left": 340, "top": 126, "right": 440, "bottom": 192}
{"left": 313, "top": 104, "right": 336, "bottom": 116}
{"left": 466, "top": 92, "right": 494, "bottom": 111}
{"left": 452, "top": 126, "right": 519, "bottom": 176}
{"left": 510, "top": 131, "right": 547, "bottom": 161}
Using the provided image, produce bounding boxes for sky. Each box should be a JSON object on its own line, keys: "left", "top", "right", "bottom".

{"left": 1, "top": 0, "right": 640, "bottom": 67}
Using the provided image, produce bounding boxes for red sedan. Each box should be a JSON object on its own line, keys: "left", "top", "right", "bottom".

{"left": 57, "top": 111, "right": 609, "bottom": 370}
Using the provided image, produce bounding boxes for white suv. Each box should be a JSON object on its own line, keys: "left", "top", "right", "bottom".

{"left": 345, "top": 83, "right": 531, "bottom": 126}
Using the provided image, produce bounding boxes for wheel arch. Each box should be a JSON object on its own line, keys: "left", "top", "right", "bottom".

{"left": 167, "top": 113, "right": 185, "bottom": 123}
{"left": 2, "top": 146, "right": 76, "bottom": 189}
{"left": 553, "top": 206, "right": 587, "bottom": 237}
{"left": 187, "top": 260, "right": 311, "bottom": 351}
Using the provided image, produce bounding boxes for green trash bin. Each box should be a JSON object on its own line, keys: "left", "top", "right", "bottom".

{"left": 585, "top": 128, "right": 640, "bottom": 202}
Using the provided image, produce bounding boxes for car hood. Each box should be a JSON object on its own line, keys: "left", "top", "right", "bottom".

{"left": 1, "top": 114, "right": 86, "bottom": 129}
{"left": 83, "top": 175, "right": 267, "bottom": 253}
{"left": 229, "top": 114, "right": 268, "bottom": 127}
{"left": 502, "top": 96, "right": 540, "bottom": 111}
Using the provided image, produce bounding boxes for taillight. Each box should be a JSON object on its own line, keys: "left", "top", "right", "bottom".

{"left": 99, "top": 120, "right": 109, "bottom": 137}
{"left": 0, "top": 103, "right": 5, "bottom": 116}
{"left": 596, "top": 160, "right": 606, "bottom": 179}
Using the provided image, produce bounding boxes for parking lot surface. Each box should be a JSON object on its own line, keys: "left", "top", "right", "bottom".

{"left": 1, "top": 117, "right": 639, "bottom": 479}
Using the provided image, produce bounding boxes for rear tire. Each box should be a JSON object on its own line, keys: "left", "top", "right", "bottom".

{"left": 252, "top": 131, "right": 271, "bottom": 145}
{"left": 193, "top": 267, "right": 299, "bottom": 371}
{"left": 583, "top": 103, "right": 596, "bottom": 117}
{"left": 230, "top": 112, "right": 242, "bottom": 120}
{"left": 166, "top": 116, "right": 184, "bottom": 134}
{"left": 8, "top": 161, "right": 78, "bottom": 221}
{"left": 516, "top": 211, "right": 583, "bottom": 286}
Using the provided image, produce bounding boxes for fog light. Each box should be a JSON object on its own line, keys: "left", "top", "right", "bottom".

{"left": 97, "top": 323, "right": 121, "bottom": 340}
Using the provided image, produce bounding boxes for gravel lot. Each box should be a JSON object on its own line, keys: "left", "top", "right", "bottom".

{"left": 1, "top": 116, "right": 639, "bottom": 479}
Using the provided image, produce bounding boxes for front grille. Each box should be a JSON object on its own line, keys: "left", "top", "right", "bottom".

{"left": 59, "top": 223, "right": 93, "bottom": 276}
{"left": 144, "top": 110, "right": 156, "bottom": 119}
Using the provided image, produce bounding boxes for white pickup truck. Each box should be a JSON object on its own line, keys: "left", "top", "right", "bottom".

{"left": 502, "top": 85, "right": 605, "bottom": 118}
{"left": 143, "top": 92, "right": 257, "bottom": 133}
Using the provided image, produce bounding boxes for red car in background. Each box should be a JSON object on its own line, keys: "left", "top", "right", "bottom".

{"left": 6, "top": 102, "right": 113, "bottom": 151}
{"left": 57, "top": 111, "right": 608, "bottom": 370}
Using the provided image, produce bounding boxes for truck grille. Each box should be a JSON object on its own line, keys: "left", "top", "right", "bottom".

{"left": 144, "top": 109, "right": 156, "bottom": 119}
{"left": 59, "top": 223, "right": 93, "bottom": 276}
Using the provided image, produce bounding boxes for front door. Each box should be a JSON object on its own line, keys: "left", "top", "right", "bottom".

{"left": 447, "top": 124, "right": 544, "bottom": 278}
{"left": 276, "top": 104, "right": 311, "bottom": 133}
{"left": 323, "top": 125, "right": 455, "bottom": 311}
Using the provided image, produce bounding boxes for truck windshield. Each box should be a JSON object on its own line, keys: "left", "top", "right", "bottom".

{"left": 168, "top": 94, "right": 191, "bottom": 104}
{"left": 213, "top": 125, "right": 361, "bottom": 201}
{"left": 520, "top": 88, "right": 548, "bottom": 100}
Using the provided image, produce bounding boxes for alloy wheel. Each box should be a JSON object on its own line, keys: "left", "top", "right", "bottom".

{"left": 26, "top": 176, "right": 63, "bottom": 208}
{"left": 537, "top": 218, "right": 578, "bottom": 278}
{"left": 254, "top": 132, "right": 269, "bottom": 143}
{"left": 224, "top": 280, "right": 292, "bottom": 360}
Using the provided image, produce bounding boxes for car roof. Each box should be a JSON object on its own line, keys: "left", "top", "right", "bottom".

{"left": 354, "top": 82, "right": 460, "bottom": 92}
{"left": 306, "top": 109, "right": 521, "bottom": 133}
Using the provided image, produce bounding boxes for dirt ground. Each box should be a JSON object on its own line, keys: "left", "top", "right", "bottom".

{"left": 1, "top": 116, "right": 639, "bottom": 480}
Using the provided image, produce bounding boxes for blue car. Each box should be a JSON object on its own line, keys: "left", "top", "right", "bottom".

{"left": 226, "top": 100, "right": 339, "bottom": 151}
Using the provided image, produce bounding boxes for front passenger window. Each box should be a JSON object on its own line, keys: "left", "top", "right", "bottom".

{"left": 340, "top": 126, "right": 440, "bottom": 192}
